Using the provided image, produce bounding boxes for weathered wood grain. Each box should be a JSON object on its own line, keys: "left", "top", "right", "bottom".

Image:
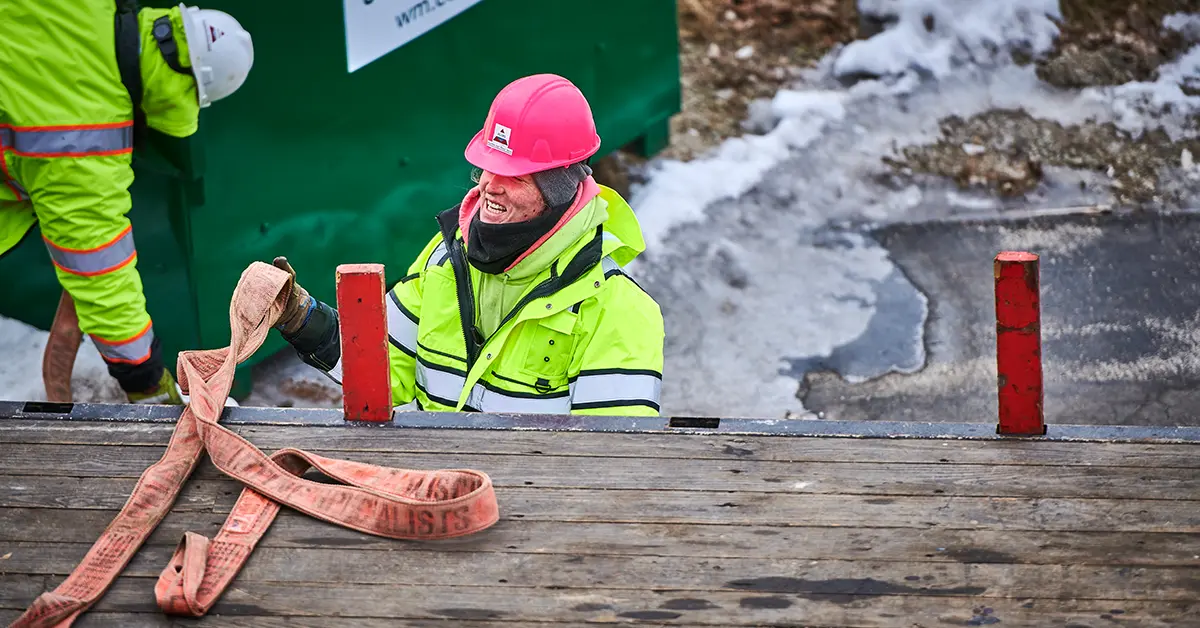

{"left": 0, "top": 475, "right": 219, "bottom": 511}
{"left": 0, "top": 609, "right": 682, "bottom": 628}
{"left": 4, "top": 541, "right": 1197, "bottom": 602}
{"left": 4, "top": 444, "right": 1196, "bottom": 500}
{"left": 7, "top": 475, "right": 1195, "bottom": 532}
{"left": 3, "top": 420, "right": 1197, "bottom": 467}
{"left": 4, "top": 507, "right": 1196, "bottom": 566}
{"left": 3, "top": 575, "right": 1196, "bottom": 627}
{"left": 3, "top": 418, "right": 1198, "bottom": 626}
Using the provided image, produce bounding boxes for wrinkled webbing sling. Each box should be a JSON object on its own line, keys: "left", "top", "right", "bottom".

{"left": 11, "top": 262, "right": 500, "bottom": 627}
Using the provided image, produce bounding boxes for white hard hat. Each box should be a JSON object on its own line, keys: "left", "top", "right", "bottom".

{"left": 178, "top": 4, "right": 253, "bottom": 108}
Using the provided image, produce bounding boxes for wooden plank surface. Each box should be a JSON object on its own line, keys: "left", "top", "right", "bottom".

{"left": 2, "top": 576, "right": 1197, "bottom": 627}
{"left": 4, "top": 420, "right": 1198, "bottom": 467}
{"left": 0, "top": 615, "right": 597, "bottom": 628}
{"left": 4, "top": 474, "right": 1197, "bottom": 532}
{"left": 4, "top": 507, "right": 1197, "bottom": 566}
{"left": 2, "top": 418, "right": 1198, "bottom": 626}
{"left": 3, "top": 444, "right": 1198, "bottom": 499}
{"left": 4, "top": 541, "right": 1197, "bottom": 601}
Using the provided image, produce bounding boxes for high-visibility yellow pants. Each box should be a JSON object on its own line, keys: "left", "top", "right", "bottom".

{"left": 1, "top": 123, "right": 161, "bottom": 390}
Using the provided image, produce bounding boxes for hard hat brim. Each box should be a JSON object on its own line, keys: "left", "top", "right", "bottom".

{"left": 177, "top": 3, "right": 209, "bottom": 107}
{"left": 464, "top": 130, "right": 596, "bottom": 178}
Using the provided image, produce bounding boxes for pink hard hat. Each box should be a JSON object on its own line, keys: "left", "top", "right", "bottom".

{"left": 464, "top": 74, "right": 602, "bottom": 178}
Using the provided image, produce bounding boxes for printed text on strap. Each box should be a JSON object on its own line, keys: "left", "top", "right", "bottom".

{"left": 44, "top": 225, "right": 137, "bottom": 276}
{"left": 0, "top": 122, "right": 134, "bottom": 157}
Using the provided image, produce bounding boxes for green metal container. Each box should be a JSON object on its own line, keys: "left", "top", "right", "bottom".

{"left": 0, "top": 0, "right": 680, "bottom": 398}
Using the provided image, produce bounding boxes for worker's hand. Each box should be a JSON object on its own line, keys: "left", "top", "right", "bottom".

{"left": 272, "top": 256, "right": 313, "bottom": 335}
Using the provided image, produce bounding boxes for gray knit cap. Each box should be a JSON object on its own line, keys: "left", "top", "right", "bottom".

{"left": 531, "top": 162, "right": 593, "bottom": 212}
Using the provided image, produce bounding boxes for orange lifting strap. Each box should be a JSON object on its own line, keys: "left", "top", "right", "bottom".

{"left": 11, "top": 262, "right": 500, "bottom": 627}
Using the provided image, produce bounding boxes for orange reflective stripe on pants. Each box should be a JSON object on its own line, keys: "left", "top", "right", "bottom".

{"left": 42, "top": 225, "right": 137, "bottom": 277}
{"left": 90, "top": 320, "right": 155, "bottom": 364}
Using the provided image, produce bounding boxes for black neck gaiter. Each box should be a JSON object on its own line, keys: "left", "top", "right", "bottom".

{"left": 466, "top": 203, "right": 570, "bottom": 274}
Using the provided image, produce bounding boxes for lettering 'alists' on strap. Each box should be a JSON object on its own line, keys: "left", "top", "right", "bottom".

{"left": 10, "top": 262, "right": 500, "bottom": 628}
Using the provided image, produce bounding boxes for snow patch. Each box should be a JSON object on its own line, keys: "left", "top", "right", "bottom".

{"left": 945, "top": 189, "right": 1001, "bottom": 210}
{"left": 630, "top": 90, "right": 846, "bottom": 249}
{"left": 0, "top": 317, "right": 124, "bottom": 403}
{"left": 996, "top": 223, "right": 1104, "bottom": 256}
{"left": 1164, "top": 12, "right": 1200, "bottom": 41}
{"left": 834, "top": 0, "right": 1062, "bottom": 81}
{"left": 1082, "top": 43, "right": 1200, "bottom": 139}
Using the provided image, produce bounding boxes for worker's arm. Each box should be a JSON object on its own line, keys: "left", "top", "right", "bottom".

{"left": 271, "top": 235, "right": 441, "bottom": 404}
{"left": 567, "top": 275, "right": 665, "bottom": 416}
{"left": 271, "top": 257, "right": 344, "bottom": 383}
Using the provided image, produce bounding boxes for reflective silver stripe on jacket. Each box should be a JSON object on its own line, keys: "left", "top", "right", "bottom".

{"left": 3, "top": 125, "right": 133, "bottom": 155}
{"left": 424, "top": 240, "right": 450, "bottom": 270}
{"left": 323, "top": 357, "right": 345, "bottom": 385}
{"left": 386, "top": 291, "right": 418, "bottom": 356}
{"left": 570, "top": 370, "right": 663, "bottom": 411}
{"left": 45, "top": 227, "right": 136, "bottom": 275}
{"left": 417, "top": 361, "right": 571, "bottom": 414}
{"left": 91, "top": 326, "right": 155, "bottom": 364}
{"left": 466, "top": 381, "right": 572, "bottom": 415}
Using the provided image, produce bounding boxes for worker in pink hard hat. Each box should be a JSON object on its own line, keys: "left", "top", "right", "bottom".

{"left": 272, "top": 74, "right": 666, "bottom": 415}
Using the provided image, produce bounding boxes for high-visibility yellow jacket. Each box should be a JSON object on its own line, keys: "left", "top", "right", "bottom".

{"left": 0, "top": 1, "right": 199, "bottom": 360}
{"left": 371, "top": 184, "right": 665, "bottom": 416}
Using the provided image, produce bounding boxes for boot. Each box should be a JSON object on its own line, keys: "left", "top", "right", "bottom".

{"left": 126, "top": 368, "right": 184, "bottom": 405}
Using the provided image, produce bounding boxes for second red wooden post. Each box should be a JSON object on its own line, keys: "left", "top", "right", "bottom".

{"left": 335, "top": 263, "right": 393, "bottom": 422}
{"left": 994, "top": 251, "right": 1045, "bottom": 435}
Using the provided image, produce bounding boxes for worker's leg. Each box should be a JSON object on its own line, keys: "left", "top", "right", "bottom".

{"left": 15, "top": 153, "right": 180, "bottom": 403}
{"left": 0, "top": 152, "right": 37, "bottom": 256}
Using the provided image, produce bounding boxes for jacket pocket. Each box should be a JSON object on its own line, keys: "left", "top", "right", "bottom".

{"left": 519, "top": 311, "right": 578, "bottom": 382}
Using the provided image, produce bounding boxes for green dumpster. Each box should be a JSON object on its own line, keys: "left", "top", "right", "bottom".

{"left": 0, "top": 0, "right": 681, "bottom": 399}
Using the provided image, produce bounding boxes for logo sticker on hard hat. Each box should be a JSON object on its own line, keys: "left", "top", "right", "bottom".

{"left": 486, "top": 123, "right": 513, "bottom": 155}
{"left": 209, "top": 25, "right": 225, "bottom": 44}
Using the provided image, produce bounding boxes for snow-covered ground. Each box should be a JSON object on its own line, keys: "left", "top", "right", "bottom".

{"left": 3, "top": 1, "right": 1198, "bottom": 418}
{"left": 629, "top": 1, "right": 1199, "bottom": 418}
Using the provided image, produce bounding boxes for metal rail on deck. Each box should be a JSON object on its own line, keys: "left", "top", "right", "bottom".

{"left": 2, "top": 401, "right": 1198, "bottom": 443}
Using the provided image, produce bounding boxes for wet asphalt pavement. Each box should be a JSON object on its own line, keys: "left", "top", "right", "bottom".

{"left": 800, "top": 209, "right": 1200, "bottom": 426}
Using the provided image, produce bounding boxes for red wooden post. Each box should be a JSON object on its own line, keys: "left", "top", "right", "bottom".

{"left": 994, "top": 252, "right": 1045, "bottom": 435}
{"left": 335, "top": 264, "right": 393, "bottom": 422}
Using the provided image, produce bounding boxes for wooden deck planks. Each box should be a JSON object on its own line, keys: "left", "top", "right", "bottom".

{"left": 4, "top": 474, "right": 1197, "bottom": 532}
{"left": 4, "top": 507, "right": 1198, "bottom": 566}
{"left": 2, "top": 417, "right": 1198, "bottom": 626}
{"left": 4, "top": 420, "right": 1199, "bottom": 467}
{"left": 2, "top": 576, "right": 1197, "bottom": 627}
{"left": 4, "top": 541, "right": 1198, "bottom": 602}
{"left": 4, "top": 444, "right": 1199, "bottom": 500}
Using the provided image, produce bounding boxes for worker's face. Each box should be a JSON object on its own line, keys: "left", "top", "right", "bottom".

{"left": 478, "top": 170, "right": 546, "bottom": 224}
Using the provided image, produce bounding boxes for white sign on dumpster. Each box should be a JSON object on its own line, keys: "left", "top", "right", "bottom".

{"left": 344, "top": 0, "right": 484, "bottom": 72}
